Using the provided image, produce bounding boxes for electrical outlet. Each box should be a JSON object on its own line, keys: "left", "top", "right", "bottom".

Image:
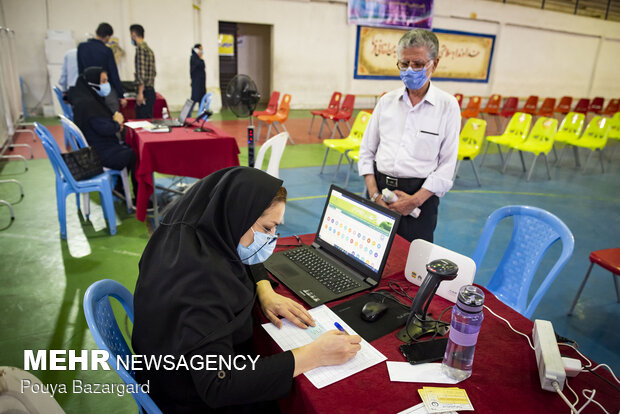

{"left": 532, "top": 319, "right": 566, "bottom": 391}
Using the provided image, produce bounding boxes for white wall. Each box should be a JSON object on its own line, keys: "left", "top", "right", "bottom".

{"left": 2, "top": 0, "right": 620, "bottom": 113}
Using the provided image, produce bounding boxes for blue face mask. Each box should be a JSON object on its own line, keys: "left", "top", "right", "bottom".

{"left": 400, "top": 66, "right": 429, "bottom": 91}
{"left": 131, "top": 39, "right": 136, "bottom": 46}
{"left": 95, "top": 82, "right": 111, "bottom": 97}
{"left": 237, "top": 227, "right": 277, "bottom": 265}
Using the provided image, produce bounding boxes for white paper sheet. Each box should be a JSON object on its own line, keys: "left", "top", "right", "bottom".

{"left": 262, "top": 305, "right": 386, "bottom": 389}
{"left": 386, "top": 362, "right": 462, "bottom": 384}
{"left": 124, "top": 121, "right": 153, "bottom": 129}
{"left": 397, "top": 402, "right": 457, "bottom": 414}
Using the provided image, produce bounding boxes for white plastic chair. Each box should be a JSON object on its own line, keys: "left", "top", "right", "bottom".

{"left": 58, "top": 115, "right": 133, "bottom": 214}
{"left": 254, "top": 132, "right": 289, "bottom": 179}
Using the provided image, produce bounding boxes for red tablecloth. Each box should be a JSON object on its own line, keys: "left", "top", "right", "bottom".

{"left": 254, "top": 235, "right": 619, "bottom": 414}
{"left": 125, "top": 122, "right": 240, "bottom": 221}
{"left": 120, "top": 92, "right": 168, "bottom": 120}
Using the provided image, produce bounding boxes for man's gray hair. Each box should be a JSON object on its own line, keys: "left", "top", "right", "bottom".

{"left": 397, "top": 29, "right": 439, "bottom": 60}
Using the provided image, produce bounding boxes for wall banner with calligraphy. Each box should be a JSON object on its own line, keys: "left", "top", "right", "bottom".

{"left": 354, "top": 26, "right": 496, "bottom": 82}
{"left": 348, "top": 0, "right": 434, "bottom": 29}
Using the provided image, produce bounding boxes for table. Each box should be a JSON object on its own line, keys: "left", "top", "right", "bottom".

{"left": 120, "top": 92, "right": 168, "bottom": 120}
{"left": 125, "top": 121, "right": 240, "bottom": 221}
{"left": 254, "top": 235, "right": 620, "bottom": 414}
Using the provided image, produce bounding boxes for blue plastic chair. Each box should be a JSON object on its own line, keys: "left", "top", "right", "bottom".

{"left": 53, "top": 86, "right": 75, "bottom": 151}
{"left": 197, "top": 92, "right": 213, "bottom": 120}
{"left": 52, "top": 85, "right": 74, "bottom": 121}
{"left": 83, "top": 279, "right": 162, "bottom": 414}
{"left": 58, "top": 115, "right": 133, "bottom": 213}
{"left": 472, "top": 206, "right": 574, "bottom": 318}
{"left": 33, "top": 123, "right": 117, "bottom": 239}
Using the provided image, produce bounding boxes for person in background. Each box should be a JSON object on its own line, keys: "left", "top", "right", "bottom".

{"left": 130, "top": 24, "right": 156, "bottom": 119}
{"left": 58, "top": 48, "right": 78, "bottom": 92}
{"left": 190, "top": 43, "right": 206, "bottom": 117}
{"left": 68, "top": 66, "right": 137, "bottom": 199}
{"left": 358, "top": 29, "right": 460, "bottom": 243}
{"left": 77, "top": 22, "right": 126, "bottom": 112}
{"left": 133, "top": 167, "right": 362, "bottom": 413}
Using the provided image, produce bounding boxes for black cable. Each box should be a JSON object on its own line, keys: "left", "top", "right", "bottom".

{"left": 582, "top": 366, "right": 620, "bottom": 393}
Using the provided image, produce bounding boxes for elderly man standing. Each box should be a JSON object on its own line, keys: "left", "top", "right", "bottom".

{"left": 358, "top": 29, "right": 460, "bottom": 243}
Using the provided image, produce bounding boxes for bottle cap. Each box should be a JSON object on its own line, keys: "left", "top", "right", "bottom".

{"left": 456, "top": 285, "right": 484, "bottom": 313}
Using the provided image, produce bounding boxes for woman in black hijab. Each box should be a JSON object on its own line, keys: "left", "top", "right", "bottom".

{"left": 68, "top": 66, "right": 137, "bottom": 195}
{"left": 190, "top": 44, "right": 206, "bottom": 116}
{"left": 132, "top": 167, "right": 361, "bottom": 413}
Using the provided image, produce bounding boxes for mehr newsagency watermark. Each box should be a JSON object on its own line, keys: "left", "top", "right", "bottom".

{"left": 21, "top": 349, "right": 260, "bottom": 397}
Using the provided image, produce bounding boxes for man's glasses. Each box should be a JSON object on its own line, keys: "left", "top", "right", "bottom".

{"left": 396, "top": 60, "right": 432, "bottom": 71}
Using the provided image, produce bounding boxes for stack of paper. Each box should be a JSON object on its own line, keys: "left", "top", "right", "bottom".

{"left": 262, "top": 305, "right": 386, "bottom": 389}
{"left": 417, "top": 387, "right": 474, "bottom": 413}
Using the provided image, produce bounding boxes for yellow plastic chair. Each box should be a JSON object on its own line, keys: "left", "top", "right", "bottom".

{"left": 454, "top": 118, "right": 487, "bottom": 187}
{"left": 319, "top": 111, "right": 371, "bottom": 179}
{"left": 503, "top": 117, "right": 557, "bottom": 181}
{"left": 480, "top": 112, "right": 532, "bottom": 168}
{"left": 554, "top": 112, "right": 585, "bottom": 165}
{"left": 606, "top": 113, "right": 620, "bottom": 163}
{"left": 563, "top": 116, "right": 610, "bottom": 173}
{"left": 343, "top": 150, "right": 360, "bottom": 188}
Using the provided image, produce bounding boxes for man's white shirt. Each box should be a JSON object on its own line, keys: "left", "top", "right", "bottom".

{"left": 358, "top": 83, "right": 461, "bottom": 197}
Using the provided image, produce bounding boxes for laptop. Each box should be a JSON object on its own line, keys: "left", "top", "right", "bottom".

{"left": 264, "top": 185, "right": 401, "bottom": 307}
{"left": 151, "top": 99, "right": 193, "bottom": 127}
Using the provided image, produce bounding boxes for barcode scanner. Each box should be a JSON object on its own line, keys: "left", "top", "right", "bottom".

{"left": 396, "top": 259, "right": 459, "bottom": 342}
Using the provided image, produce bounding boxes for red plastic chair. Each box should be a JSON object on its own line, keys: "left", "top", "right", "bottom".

{"left": 603, "top": 98, "right": 619, "bottom": 116}
{"left": 462, "top": 96, "right": 482, "bottom": 119}
{"left": 568, "top": 248, "right": 620, "bottom": 315}
{"left": 324, "top": 94, "right": 356, "bottom": 139}
{"left": 555, "top": 96, "right": 573, "bottom": 114}
{"left": 253, "top": 91, "right": 280, "bottom": 117}
{"left": 499, "top": 97, "right": 519, "bottom": 118}
{"left": 573, "top": 98, "right": 590, "bottom": 114}
{"left": 536, "top": 98, "right": 556, "bottom": 117}
{"left": 521, "top": 95, "right": 539, "bottom": 114}
{"left": 454, "top": 93, "right": 463, "bottom": 109}
{"left": 481, "top": 94, "right": 502, "bottom": 115}
{"left": 588, "top": 97, "right": 604, "bottom": 115}
{"left": 309, "top": 92, "right": 342, "bottom": 136}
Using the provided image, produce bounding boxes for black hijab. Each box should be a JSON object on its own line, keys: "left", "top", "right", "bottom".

{"left": 132, "top": 167, "right": 283, "bottom": 356}
{"left": 67, "top": 66, "right": 112, "bottom": 132}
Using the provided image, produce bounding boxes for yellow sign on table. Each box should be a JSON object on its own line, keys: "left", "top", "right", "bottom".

{"left": 418, "top": 387, "right": 474, "bottom": 413}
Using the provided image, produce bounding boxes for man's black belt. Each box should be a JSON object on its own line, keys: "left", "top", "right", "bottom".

{"left": 375, "top": 169, "right": 425, "bottom": 189}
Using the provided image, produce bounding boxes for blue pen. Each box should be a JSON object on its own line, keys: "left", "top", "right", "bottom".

{"left": 334, "top": 322, "right": 348, "bottom": 335}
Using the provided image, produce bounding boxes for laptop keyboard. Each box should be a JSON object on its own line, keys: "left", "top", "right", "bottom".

{"left": 284, "top": 248, "right": 361, "bottom": 294}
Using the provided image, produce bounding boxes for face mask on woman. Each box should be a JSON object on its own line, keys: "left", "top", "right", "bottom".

{"left": 237, "top": 227, "right": 277, "bottom": 265}
{"left": 89, "top": 81, "right": 111, "bottom": 97}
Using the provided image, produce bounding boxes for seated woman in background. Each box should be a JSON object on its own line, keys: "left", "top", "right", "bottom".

{"left": 68, "top": 66, "right": 137, "bottom": 197}
{"left": 132, "top": 167, "right": 362, "bottom": 413}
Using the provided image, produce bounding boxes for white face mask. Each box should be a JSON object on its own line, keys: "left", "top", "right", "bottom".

{"left": 193, "top": 48, "right": 202, "bottom": 56}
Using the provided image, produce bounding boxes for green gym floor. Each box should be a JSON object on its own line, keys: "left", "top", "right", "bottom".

{"left": 1, "top": 110, "right": 619, "bottom": 413}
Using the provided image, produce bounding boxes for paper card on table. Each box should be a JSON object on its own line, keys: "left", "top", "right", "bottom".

{"left": 387, "top": 362, "right": 461, "bottom": 384}
{"left": 418, "top": 387, "right": 474, "bottom": 413}
{"left": 397, "top": 402, "right": 457, "bottom": 414}
{"left": 262, "top": 304, "right": 386, "bottom": 389}
{"left": 124, "top": 121, "right": 153, "bottom": 129}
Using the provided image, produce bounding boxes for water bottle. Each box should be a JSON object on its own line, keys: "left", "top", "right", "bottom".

{"left": 381, "top": 188, "right": 421, "bottom": 218}
{"left": 441, "top": 285, "right": 485, "bottom": 381}
{"left": 162, "top": 107, "right": 170, "bottom": 119}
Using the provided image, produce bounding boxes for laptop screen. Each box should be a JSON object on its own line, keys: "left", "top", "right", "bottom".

{"left": 316, "top": 187, "right": 399, "bottom": 276}
{"left": 178, "top": 99, "right": 194, "bottom": 123}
